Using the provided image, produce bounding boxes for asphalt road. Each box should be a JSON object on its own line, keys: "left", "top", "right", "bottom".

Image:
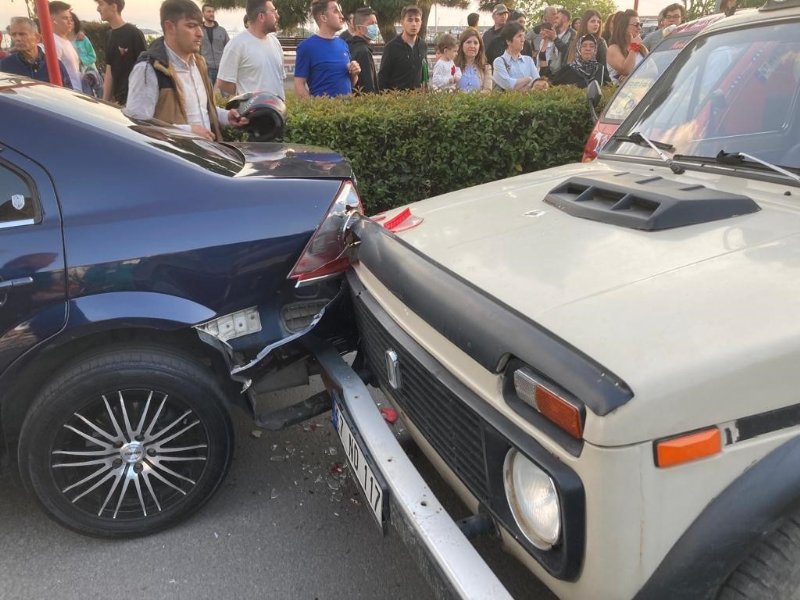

{"left": 0, "top": 379, "right": 553, "bottom": 600}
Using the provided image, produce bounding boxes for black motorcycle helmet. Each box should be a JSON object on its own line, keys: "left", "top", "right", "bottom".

{"left": 225, "top": 91, "right": 287, "bottom": 142}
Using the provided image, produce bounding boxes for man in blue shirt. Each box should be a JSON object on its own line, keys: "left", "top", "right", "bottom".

{"left": 294, "top": 0, "right": 360, "bottom": 98}
{"left": 0, "top": 17, "right": 72, "bottom": 87}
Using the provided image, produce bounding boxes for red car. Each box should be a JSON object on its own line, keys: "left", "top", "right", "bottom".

{"left": 582, "top": 14, "right": 726, "bottom": 162}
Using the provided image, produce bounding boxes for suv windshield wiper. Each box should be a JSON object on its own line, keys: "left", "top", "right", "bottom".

{"left": 714, "top": 151, "right": 800, "bottom": 184}
{"left": 614, "top": 132, "right": 685, "bottom": 174}
{"left": 671, "top": 151, "right": 800, "bottom": 184}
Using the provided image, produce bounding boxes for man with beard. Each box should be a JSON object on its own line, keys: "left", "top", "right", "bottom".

{"left": 216, "top": 0, "right": 285, "bottom": 99}
{"left": 200, "top": 3, "right": 229, "bottom": 84}
{"left": 125, "top": 0, "right": 247, "bottom": 141}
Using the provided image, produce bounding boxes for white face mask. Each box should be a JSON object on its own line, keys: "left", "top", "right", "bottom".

{"left": 365, "top": 23, "right": 380, "bottom": 40}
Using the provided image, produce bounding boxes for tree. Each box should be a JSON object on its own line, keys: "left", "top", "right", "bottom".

{"left": 204, "top": 0, "right": 310, "bottom": 34}
{"left": 10, "top": 0, "right": 36, "bottom": 19}
{"left": 511, "top": 0, "right": 617, "bottom": 23}
{"left": 682, "top": 0, "right": 761, "bottom": 19}
{"left": 415, "top": 0, "right": 471, "bottom": 43}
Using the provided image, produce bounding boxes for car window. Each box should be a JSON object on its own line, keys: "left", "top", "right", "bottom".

{"left": 604, "top": 46, "right": 683, "bottom": 122}
{"left": 608, "top": 20, "right": 800, "bottom": 170}
{"left": 0, "top": 162, "right": 37, "bottom": 228}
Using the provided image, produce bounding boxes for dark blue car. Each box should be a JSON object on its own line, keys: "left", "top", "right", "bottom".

{"left": 0, "top": 75, "right": 360, "bottom": 537}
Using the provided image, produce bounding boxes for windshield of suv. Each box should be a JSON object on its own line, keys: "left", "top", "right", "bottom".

{"left": 604, "top": 37, "right": 687, "bottom": 122}
{"left": 605, "top": 20, "right": 800, "bottom": 174}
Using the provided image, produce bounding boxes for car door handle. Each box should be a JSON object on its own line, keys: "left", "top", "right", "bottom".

{"left": 0, "top": 276, "right": 34, "bottom": 290}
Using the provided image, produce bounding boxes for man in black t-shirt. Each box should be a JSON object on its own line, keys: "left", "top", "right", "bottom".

{"left": 95, "top": 0, "right": 146, "bottom": 105}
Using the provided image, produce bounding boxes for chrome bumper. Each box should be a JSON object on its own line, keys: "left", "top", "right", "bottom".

{"left": 311, "top": 339, "right": 513, "bottom": 600}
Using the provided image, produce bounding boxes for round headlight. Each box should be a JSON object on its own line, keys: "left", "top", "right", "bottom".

{"left": 503, "top": 449, "right": 561, "bottom": 550}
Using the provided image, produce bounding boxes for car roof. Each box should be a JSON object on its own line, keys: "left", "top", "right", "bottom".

{"left": 699, "top": 0, "right": 800, "bottom": 33}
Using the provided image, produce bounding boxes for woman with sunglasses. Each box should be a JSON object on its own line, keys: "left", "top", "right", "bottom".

{"left": 606, "top": 9, "right": 648, "bottom": 85}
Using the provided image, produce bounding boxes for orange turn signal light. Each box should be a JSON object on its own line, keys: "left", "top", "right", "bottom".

{"left": 513, "top": 369, "right": 583, "bottom": 439}
{"left": 655, "top": 427, "right": 721, "bottom": 468}
{"left": 535, "top": 386, "right": 584, "bottom": 439}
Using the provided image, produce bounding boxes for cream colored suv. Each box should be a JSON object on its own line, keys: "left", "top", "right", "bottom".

{"left": 314, "top": 2, "right": 800, "bottom": 598}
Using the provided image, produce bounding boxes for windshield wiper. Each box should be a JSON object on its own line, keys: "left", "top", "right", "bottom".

{"left": 714, "top": 151, "right": 800, "bottom": 184}
{"left": 671, "top": 151, "right": 800, "bottom": 184}
{"left": 614, "top": 132, "right": 685, "bottom": 174}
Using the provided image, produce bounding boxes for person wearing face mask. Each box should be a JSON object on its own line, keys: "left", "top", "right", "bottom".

{"left": 347, "top": 7, "right": 380, "bottom": 93}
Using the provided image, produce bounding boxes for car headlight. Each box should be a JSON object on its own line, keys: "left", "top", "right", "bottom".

{"left": 503, "top": 449, "right": 561, "bottom": 550}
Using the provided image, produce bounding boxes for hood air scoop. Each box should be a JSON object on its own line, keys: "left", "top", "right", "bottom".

{"left": 544, "top": 172, "right": 759, "bottom": 231}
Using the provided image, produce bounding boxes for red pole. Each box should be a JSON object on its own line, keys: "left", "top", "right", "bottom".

{"left": 633, "top": 0, "right": 640, "bottom": 11}
{"left": 34, "top": 0, "right": 63, "bottom": 87}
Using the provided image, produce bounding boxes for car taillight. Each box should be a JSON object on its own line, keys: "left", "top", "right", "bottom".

{"left": 288, "top": 180, "right": 363, "bottom": 285}
{"left": 581, "top": 122, "right": 618, "bottom": 162}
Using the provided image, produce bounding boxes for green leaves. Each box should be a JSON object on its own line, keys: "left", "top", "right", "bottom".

{"left": 224, "top": 87, "right": 604, "bottom": 214}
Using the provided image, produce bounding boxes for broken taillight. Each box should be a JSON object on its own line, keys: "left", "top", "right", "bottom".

{"left": 288, "top": 180, "right": 363, "bottom": 285}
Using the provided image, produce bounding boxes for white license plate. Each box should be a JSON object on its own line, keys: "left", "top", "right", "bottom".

{"left": 332, "top": 399, "right": 386, "bottom": 527}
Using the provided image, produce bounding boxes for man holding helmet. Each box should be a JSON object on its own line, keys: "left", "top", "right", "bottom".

{"left": 125, "top": 0, "right": 247, "bottom": 141}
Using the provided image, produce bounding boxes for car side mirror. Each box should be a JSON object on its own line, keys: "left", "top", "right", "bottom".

{"left": 586, "top": 80, "right": 602, "bottom": 108}
{"left": 586, "top": 80, "right": 602, "bottom": 122}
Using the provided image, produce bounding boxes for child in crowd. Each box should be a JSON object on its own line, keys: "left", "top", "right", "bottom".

{"left": 431, "top": 34, "right": 461, "bottom": 92}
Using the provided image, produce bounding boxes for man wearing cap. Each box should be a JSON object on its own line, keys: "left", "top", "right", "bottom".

{"left": 486, "top": 9, "right": 532, "bottom": 63}
{"left": 483, "top": 4, "right": 508, "bottom": 53}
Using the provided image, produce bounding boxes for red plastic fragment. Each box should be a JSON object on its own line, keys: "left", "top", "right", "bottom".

{"left": 380, "top": 407, "right": 398, "bottom": 424}
{"left": 383, "top": 208, "right": 424, "bottom": 232}
{"left": 330, "top": 463, "right": 343, "bottom": 475}
{"left": 384, "top": 208, "right": 412, "bottom": 230}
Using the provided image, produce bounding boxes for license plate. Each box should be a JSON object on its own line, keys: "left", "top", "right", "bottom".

{"left": 332, "top": 397, "right": 387, "bottom": 528}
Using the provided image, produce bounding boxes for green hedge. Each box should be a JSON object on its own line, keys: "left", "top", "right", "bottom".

{"left": 81, "top": 21, "right": 110, "bottom": 71}
{"left": 226, "top": 88, "right": 602, "bottom": 214}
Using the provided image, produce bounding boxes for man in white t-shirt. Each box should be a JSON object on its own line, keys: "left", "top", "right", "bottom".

{"left": 215, "top": 0, "right": 285, "bottom": 100}
{"left": 49, "top": 1, "right": 82, "bottom": 91}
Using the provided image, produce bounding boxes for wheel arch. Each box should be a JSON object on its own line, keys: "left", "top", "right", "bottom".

{"left": 634, "top": 434, "right": 800, "bottom": 600}
{"left": 0, "top": 304, "right": 239, "bottom": 456}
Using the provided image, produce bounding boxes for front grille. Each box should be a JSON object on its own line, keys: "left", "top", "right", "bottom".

{"left": 354, "top": 295, "right": 491, "bottom": 502}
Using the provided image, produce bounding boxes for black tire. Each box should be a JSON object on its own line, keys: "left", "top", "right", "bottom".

{"left": 18, "top": 344, "right": 234, "bottom": 538}
{"left": 717, "top": 512, "right": 800, "bottom": 599}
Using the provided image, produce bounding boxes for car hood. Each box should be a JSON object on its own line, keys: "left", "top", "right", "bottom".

{"left": 230, "top": 142, "right": 355, "bottom": 179}
{"left": 380, "top": 160, "right": 800, "bottom": 444}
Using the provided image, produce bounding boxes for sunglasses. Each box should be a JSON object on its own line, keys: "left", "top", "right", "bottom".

{"left": 629, "top": 21, "right": 642, "bottom": 28}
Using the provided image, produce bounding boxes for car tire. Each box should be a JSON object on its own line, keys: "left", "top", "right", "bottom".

{"left": 18, "top": 344, "right": 234, "bottom": 538}
{"left": 717, "top": 511, "right": 800, "bottom": 599}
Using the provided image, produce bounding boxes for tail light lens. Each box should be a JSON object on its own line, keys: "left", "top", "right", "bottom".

{"left": 288, "top": 180, "right": 363, "bottom": 285}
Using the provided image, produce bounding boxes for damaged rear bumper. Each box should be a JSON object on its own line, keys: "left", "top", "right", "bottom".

{"left": 311, "top": 338, "right": 513, "bottom": 600}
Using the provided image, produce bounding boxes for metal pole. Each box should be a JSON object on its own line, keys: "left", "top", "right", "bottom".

{"left": 34, "top": 0, "right": 63, "bottom": 86}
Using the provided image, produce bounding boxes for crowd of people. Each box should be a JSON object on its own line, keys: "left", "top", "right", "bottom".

{"left": 0, "top": 0, "right": 696, "bottom": 140}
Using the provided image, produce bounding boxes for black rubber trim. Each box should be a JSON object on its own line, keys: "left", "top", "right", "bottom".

{"left": 736, "top": 403, "right": 800, "bottom": 442}
{"left": 351, "top": 217, "right": 633, "bottom": 416}
{"left": 634, "top": 435, "right": 800, "bottom": 600}
{"left": 349, "top": 273, "right": 586, "bottom": 580}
